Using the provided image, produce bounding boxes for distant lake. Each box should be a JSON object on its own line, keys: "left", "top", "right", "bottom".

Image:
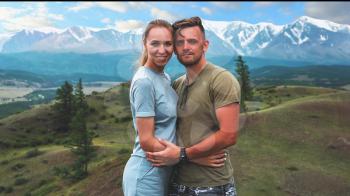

{"left": 0, "top": 81, "right": 121, "bottom": 104}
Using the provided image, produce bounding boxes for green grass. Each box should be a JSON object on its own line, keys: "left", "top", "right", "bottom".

{"left": 1, "top": 84, "right": 349, "bottom": 195}
{"left": 232, "top": 90, "right": 350, "bottom": 195}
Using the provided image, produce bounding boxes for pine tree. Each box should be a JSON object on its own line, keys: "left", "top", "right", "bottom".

{"left": 53, "top": 81, "right": 74, "bottom": 132}
{"left": 68, "top": 108, "right": 95, "bottom": 180}
{"left": 235, "top": 55, "right": 253, "bottom": 112}
{"left": 74, "top": 78, "right": 89, "bottom": 116}
{"left": 67, "top": 79, "right": 95, "bottom": 180}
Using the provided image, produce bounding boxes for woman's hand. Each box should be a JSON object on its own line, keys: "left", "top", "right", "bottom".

{"left": 190, "top": 150, "right": 227, "bottom": 168}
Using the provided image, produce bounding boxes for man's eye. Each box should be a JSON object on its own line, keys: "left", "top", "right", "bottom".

{"left": 188, "top": 39, "right": 197, "bottom": 44}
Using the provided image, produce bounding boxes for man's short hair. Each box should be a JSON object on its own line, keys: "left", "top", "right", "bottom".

{"left": 172, "top": 16, "right": 205, "bottom": 39}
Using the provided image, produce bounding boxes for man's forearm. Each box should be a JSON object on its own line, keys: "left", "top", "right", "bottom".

{"left": 186, "top": 129, "right": 237, "bottom": 160}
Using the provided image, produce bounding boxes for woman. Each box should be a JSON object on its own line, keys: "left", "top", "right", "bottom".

{"left": 122, "top": 19, "right": 226, "bottom": 196}
{"left": 122, "top": 19, "right": 177, "bottom": 196}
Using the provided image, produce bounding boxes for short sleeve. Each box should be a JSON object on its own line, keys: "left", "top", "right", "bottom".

{"left": 211, "top": 71, "right": 241, "bottom": 109}
{"left": 131, "top": 78, "right": 155, "bottom": 117}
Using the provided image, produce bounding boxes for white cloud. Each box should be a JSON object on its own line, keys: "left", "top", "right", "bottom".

{"left": 101, "top": 17, "right": 112, "bottom": 24}
{"left": 128, "top": 2, "right": 149, "bottom": 9}
{"left": 211, "top": 2, "right": 240, "bottom": 10}
{"left": 305, "top": 2, "right": 350, "bottom": 24}
{"left": 115, "top": 20, "right": 145, "bottom": 33}
{"left": 48, "top": 14, "right": 64, "bottom": 21}
{"left": 3, "top": 15, "right": 52, "bottom": 32}
{"left": 68, "top": 2, "right": 128, "bottom": 13}
{"left": 150, "top": 7, "right": 178, "bottom": 22}
{"left": 201, "top": 7, "right": 212, "bottom": 15}
{"left": 97, "top": 2, "right": 128, "bottom": 13}
{"left": 1, "top": 3, "right": 64, "bottom": 33}
{"left": 253, "top": 2, "right": 276, "bottom": 8}
{"left": 68, "top": 2, "right": 95, "bottom": 12}
{"left": 0, "top": 7, "right": 24, "bottom": 20}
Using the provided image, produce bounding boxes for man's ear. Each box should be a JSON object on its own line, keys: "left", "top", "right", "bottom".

{"left": 203, "top": 39, "right": 209, "bottom": 53}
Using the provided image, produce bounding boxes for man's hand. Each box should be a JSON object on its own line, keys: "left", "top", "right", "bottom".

{"left": 146, "top": 139, "right": 181, "bottom": 167}
{"left": 190, "top": 150, "right": 226, "bottom": 168}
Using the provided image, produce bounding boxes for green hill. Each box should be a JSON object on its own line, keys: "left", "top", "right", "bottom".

{"left": 234, "top": 90, "right": 350, "bottom": 195}
{"left": 0, "top": 85, "right": 349, "bottom": 195}
{"left": 251, "top": 65, "right": 350, "bottom": 88}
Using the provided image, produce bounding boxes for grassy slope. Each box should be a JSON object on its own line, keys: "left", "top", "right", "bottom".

{"left": 0, "top": 85, "right": 349, "bottom": 195}
{"left": 233, "top": 90, "right": 350, "bottom": 196}
{"left": 0, "top": 83, "right": 133, "bottom": 195}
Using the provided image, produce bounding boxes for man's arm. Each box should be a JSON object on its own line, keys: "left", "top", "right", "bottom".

{"left": 146, "top": 103, "right": 239, "bottom": 166}
{"left": 186, "top": 103, "right": 239, "bottom": 159}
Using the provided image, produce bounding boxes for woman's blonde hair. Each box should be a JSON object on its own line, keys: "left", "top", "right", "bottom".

{"left": 139, "top": 19, "right": 173, "bottom": 66}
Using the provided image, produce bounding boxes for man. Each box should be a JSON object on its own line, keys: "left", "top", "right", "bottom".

{"left": 146, "top": 16, "right": 241, "bottom": 195}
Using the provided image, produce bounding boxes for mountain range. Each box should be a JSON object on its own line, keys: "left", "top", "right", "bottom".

{"left": 1, "top": 16, "right": 350, "bottom": 65}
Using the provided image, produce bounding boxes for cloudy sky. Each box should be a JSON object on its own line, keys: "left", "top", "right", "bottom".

{"left": 0, "top": 1, "right": 349, "bottom": 33}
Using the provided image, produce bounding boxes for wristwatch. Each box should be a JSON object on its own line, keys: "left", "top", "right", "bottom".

{"left": 179, "top": 147, "right": 188, "bottom": 162}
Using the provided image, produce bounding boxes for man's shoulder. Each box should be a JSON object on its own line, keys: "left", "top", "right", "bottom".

{"left": 206, "top": 62, "right": 234, "bottom": 79}
{"left": 173, "top": 74, "right": 186, "bottom": 89}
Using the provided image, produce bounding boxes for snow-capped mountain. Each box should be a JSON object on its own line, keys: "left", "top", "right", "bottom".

{"left": 1, "top": 16, "right": 350, "bottom": 64}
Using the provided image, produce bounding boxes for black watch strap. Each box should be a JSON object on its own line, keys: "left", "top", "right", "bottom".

{"left": 179, "top": 147, "right": 188, "bottom": 162}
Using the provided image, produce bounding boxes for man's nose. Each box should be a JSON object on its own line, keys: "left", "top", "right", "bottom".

{"left": 183, "top": 41, "right": 190, "bottom": 50}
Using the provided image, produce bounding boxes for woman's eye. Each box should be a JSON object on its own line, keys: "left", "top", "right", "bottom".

{"left": 151, "top": 42, "right": 160, "bottom": 46}
{"left": 165, "top": 42, "right": 173, "bottom": 47}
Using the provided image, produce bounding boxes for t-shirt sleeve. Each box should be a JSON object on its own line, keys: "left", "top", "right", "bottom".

{"left": 131, "top": 78, "right": 155, "bottom": 117}
{"left": 211, "top": 71, "right": 241, "bottom": 109}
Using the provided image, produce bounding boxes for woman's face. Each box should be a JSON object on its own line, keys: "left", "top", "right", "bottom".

{"left": 145, "top": 27, "right": 173, "bottom": 71}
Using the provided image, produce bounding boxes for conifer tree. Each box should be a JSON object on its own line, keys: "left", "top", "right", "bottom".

{"left": 67, "top": 79, "right": 95, "bottom": 180}
{"left": 235, "top": 55, "right": 253, "bottom": 112}
{"left": 54, "top": 81, "right": 74, "bottom": 131}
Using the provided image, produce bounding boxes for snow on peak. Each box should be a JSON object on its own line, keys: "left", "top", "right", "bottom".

{"left": 67, "top": 26, "right": 93, "bottom": 42}
{"left": 295, "top": 16, "right": 350, "bottom": 32}
{"left": 202, "top": 19, "right": 231, "bottom": 38}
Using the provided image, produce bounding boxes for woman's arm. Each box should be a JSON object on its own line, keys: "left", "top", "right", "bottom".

{"left": 137, "top": 117, "right": 166, "bottom": 152}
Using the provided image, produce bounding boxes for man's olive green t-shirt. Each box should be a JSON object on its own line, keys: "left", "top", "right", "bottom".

{"left": 172, "top": 62, "right": 241, "bottom": 187}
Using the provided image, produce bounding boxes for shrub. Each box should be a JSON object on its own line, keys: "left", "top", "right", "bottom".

{"left": 11, "top": 163, "right": 25, "bottom": 171}
{"left": 89, "top": 107, "right": 97, "bottom": 113}
{"left": 14, "top": 178, "right": 29, "bottom": 186}
{"left": 4, "top": 186, "right": 13, "bottom": 193}
{"left": 0, "top": 186, "right": 5, "bottom": 193}
{"left": 42, "top": 160, "right": 49, "bottom": 164}
{"left": 286, "top": 166, "right": 299, "bottom": 171}
{"left": 30, "top": 140, "right": 42, "bottom": 147}
{"left": 0, "top": 160, "right": 9, "bottom": 165}
{"left": 25, "top": 148, "right": 42, "bottom": 158}
{"left": 99, "top": 115, "right": 106, "bottom": 120}
{"left": 38, "top": 179, "right": 48, "bottom": 186}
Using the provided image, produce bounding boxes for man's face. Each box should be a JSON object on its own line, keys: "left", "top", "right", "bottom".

{"left": 174, "top": 26, "right": 208, "bottom": 67}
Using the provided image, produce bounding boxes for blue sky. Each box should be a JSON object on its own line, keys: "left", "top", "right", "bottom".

{"left": 0, "top": 1, "right": 349, "bottom": 33}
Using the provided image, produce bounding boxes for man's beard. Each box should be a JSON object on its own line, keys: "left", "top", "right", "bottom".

{"left": 177, "top": 54, "right": 202, "bottom": 67}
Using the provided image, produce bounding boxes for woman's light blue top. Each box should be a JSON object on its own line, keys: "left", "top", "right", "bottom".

{"left": 129, "top": 66, "right": 178, "bottom": 157}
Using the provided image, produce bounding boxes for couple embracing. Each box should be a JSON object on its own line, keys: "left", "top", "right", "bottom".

{"left": 123, "top": 16, "right": 241, "bottom": 196}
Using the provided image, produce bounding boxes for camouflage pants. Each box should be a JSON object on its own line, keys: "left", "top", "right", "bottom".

{"left": 168, "top": 180, "right": 237, "bottom": 196}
